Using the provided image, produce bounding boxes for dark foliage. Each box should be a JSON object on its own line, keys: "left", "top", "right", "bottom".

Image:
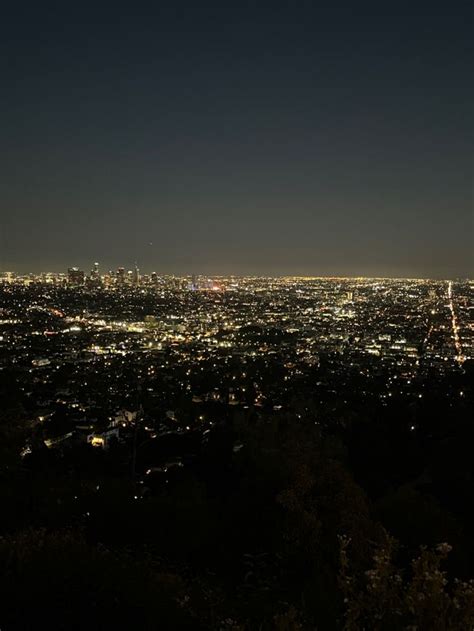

{"left": 0, "top": 375, "right": 473, "bottom": 629}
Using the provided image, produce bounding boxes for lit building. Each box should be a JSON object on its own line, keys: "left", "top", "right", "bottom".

{"left": 117, "top": 267, "right": 126, "bottom": 285}
{"left": 90, "top": 261, "right": 100, "bottom": 280}
{"left": 132, "top": 265, "right": 140, "bottom": 286}
{"left": 67, "top": 267, "right": 85, "bottom": 286}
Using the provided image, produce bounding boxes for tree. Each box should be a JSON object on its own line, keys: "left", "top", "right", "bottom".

{"left": 0, "top": 528, "right": 198, "bottom": 631}
{"left": 339, "top": 534, "right": 474, "bottom": 631}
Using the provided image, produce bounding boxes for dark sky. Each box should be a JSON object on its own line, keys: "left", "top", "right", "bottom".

{"left": 1, "top": 1, "right": 472, "bottom": 277}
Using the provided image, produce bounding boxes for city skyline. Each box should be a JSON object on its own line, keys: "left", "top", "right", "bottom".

{"left": 2, "top": 263, "right": 473, "bottom": 282}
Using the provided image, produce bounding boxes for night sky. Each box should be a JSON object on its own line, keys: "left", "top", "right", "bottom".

{"left": 1, "top": 2, "right": 472, "bottom": 278}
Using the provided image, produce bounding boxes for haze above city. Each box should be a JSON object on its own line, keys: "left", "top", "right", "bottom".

{"left": 1, "top": 2, "right": 472, "bottom": 278}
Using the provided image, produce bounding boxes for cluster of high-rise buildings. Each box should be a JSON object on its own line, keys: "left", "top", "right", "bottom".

{"left": 1, "top": 263, "right": 223, "bottom": 291}
{"left": 64, "top": 265, "right": 221, "bottom": 291}
{"left": 67, "top": 263, "right": 146, "bottom": 288}
{"left": 0, "top": 263, "right": 160, "bottom": 288}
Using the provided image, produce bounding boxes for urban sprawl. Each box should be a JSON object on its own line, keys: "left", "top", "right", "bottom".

{"left": 0, "top": 266, "right": 472, "bottom": 477}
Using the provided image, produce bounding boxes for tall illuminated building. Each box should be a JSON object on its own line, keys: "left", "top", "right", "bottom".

{"left": 67, "top": 267, "right": 85, "bottom": 286}
{"left": 90, "top": 261, "right": 99, "bottom": 279}
{"left": 89, "top": 261, "right": 100, "bottom": 286}
{"left": 117, "top": 267, "right": 125, "bottom": 285}
{"left": 132, "top": 265, "right": 140, "bottom": 286}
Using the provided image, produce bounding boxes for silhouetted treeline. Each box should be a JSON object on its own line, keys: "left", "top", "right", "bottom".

{"left": 0, "top": 363, "right": 473, "bottom": 629}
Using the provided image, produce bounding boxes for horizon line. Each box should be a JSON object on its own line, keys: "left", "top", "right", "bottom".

{"left": 1, "top": 269, "right": 472, "bottom": 283}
